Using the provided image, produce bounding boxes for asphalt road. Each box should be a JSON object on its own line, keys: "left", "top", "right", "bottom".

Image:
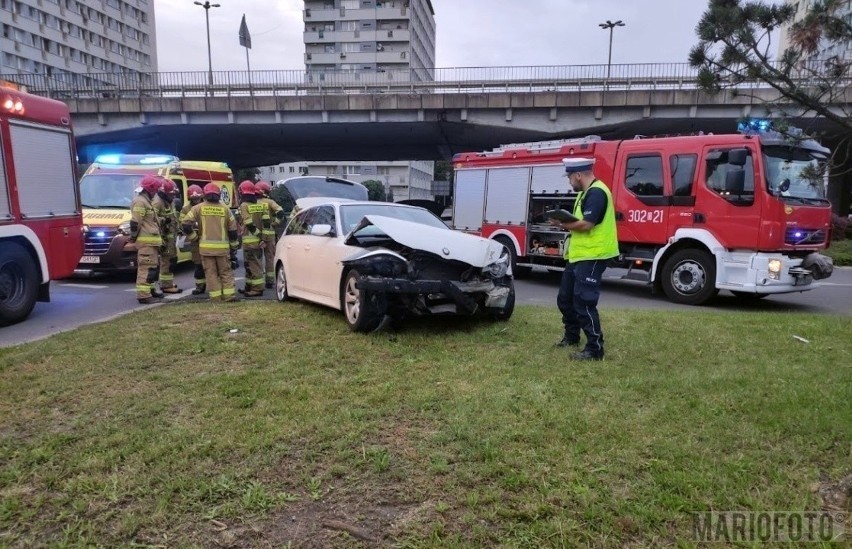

{"left": 1, "top": 265, "right": 850, "bottom": 348}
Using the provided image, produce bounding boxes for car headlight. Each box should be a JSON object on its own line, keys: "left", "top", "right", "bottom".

{"left": 768, "top": 258, "right": 782, "bottom": 280}
{"left": 116, "top": 221, "right": 131, "bottom": 235}
{"left": 483, "top": 252, "right": 510, "bottom": 278}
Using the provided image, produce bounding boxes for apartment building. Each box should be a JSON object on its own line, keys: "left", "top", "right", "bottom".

{"left": 257, "top": 0, "right": 437, "bottom": 200}
{"left": 777, "top": 0, "right": 851, "bottom": 63}
{"left": 258, "top": 159, "right": 435, "bottom": 201}
{"left": 303, "top": 0, "right": 435, "bottom": 81}
{"left": 0, "top": 0, "right": 157, "bottom": 85}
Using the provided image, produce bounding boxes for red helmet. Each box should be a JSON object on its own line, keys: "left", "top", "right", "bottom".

{"left": 203, "top": 183, "right": 221, "bottom": 199}
{"left": 238, "top": 180, "right": 257, "bottom": 195}
{"left": 255, "top": 181, "right": 272, "bottom": 196}
{"left": 140, "top": 175, "right": 161, "bottom": 195}
{"left": 160, "top": 179, "right": 177, "bottom": 197}
{"left": 187, "top": 185, "right": 204, "bottom": 199}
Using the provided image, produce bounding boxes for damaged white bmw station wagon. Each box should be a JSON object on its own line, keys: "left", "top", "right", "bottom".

{"left": 272, "top": 182, "right": 514, "bottom": 332}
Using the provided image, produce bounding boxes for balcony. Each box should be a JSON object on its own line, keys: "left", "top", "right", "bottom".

{"left": 304, "top": 30, "right": 378, "bottom": 42}
{"left": 304, "top": 8, "right": 375, "bottom": 21}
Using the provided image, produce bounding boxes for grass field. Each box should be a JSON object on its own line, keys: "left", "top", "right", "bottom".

{"left": 0, "top": 302, "right": 849, "bottom": 546}
{"left": 826, "top": 239, "right": 852, "bottom": 266}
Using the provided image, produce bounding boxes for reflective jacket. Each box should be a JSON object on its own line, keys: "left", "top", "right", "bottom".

{"left": 183, "top": 201, "right": 238, "bottom": 257}
{"left": 130, "top": 193, "right": 163, "bottom": 247}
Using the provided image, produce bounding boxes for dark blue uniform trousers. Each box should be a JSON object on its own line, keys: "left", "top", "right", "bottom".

{"left": 557, "top": 259, "right": 608, "bottom": 353}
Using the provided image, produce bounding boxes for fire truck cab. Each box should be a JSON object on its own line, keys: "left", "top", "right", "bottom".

{"left": 452, "top": 128, "right": 833, "bottom": 305}
{"left": 77, "top": 155, "right": 237, "bottom": 272}
{"left": 0, "top": 83, "right": 83, "bottom": 325}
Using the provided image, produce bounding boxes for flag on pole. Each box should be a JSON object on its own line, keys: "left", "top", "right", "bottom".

{"left": 239, "top": 14, "right": 252, "bottom": 49}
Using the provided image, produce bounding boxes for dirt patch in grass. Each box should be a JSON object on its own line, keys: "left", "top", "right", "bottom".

{"left": 815, "top": 473, "right": 852, "bottom": 513}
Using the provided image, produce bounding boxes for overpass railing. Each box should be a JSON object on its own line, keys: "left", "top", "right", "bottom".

{"left": 1, "top": 63, "right": 839, "bottom": 99}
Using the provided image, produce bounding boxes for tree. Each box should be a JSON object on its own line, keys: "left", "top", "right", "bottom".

{"left": 269, "top": 183, "right": 294, "bottom": 213}
{"left": 233, "top": 167, "right": 260, "bottom": 183}
{"left": 362, "top": 179, "right": 388, "bottom": 201}
{"left": 690, "top": 0, "right": 852, "bottom": 213}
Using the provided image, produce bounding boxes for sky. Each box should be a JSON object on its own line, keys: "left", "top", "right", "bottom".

{"left": 152, "top": 0, "right": 720, "bottom": 72}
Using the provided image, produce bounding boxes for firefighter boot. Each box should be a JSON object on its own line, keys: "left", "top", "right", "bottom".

{"left": 138, "top": 296, "right": 163, "bottom": 305}
{"left": 150, "top": 288, "right": 165, "bottom": 299}
{"left": 192, "top": 284, "right": 206, "bottom": 295}
{"left": 162, "top": 286, "right": 183, "bottom": 294}
{"left": 244, "top": 289, "right": 264, "bottom": 298}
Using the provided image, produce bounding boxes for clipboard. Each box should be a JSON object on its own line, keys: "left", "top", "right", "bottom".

{"left": 545, "top": 209, "right": 579, "bottom": 223}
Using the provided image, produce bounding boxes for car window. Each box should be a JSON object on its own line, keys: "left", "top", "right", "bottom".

{"left": 310, "top": 205, "right": 336, "bottom": 233}
{"left": 285, "top": 209, "right": 312, "bottom": 235}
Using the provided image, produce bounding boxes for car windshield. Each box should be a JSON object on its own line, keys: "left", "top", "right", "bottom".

{"left": 762, "top": 145, "right": 828, "bottom": 202}
{"left": 340, "top": 204, "right": 448, "bottom": 235}
{"left": 283, "top": 177, "right": 368, "bottom": 201}
{"left": 79, "top": 174, "right": 143, "bottom": 208}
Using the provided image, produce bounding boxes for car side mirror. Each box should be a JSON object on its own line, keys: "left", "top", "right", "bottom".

{"left": 725, "top": 169, "right": 745, "bottom": 194}
{"left": 728, "top": 148, "right": 748, "bottom": 166}
{"left": 310, "top": 223, "right": 334, "bottom": 237}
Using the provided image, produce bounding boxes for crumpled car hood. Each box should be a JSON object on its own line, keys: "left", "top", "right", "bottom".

{"left": 345, "top": 215, "right": 506, "bottom": 268}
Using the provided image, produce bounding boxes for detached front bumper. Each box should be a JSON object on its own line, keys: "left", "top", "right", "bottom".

{"left": 717, "top": 252, "right": 829, "bottom": 295}
{"left": 356, "top": 275, "right": 511, "bottom": 314}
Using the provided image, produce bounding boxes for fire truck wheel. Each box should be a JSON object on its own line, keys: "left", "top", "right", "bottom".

{"left": 660, "top": 248, "right": 718, "bottom": 306}
{"left": 494, "top": 236, "right": 531, "bottom": 278}
{"left": 0, "top": 242, "right": 39, "bottom": 326}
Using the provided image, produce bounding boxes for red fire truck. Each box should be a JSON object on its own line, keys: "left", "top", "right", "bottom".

{"left": 451, "top": 128, "right": 834, "bottom": 305}
{"left": 0, "top": 83, "right": 84, "bottom": 325}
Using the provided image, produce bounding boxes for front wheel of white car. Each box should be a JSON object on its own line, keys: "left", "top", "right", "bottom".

{"left": 275, "top": 262, "right": 290, "bottom": 302}
{"left": 343, "top": 270, "right": 382, "bottom": 332}
{"left": 487, "top": 284, "right": 515, "bottom": 321}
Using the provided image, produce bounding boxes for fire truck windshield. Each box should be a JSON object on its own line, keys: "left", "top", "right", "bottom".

{"left": 79, "top": 174, "right": 144, "bottom": 208}
{"left": 762, "top": 145, "right": 829, "bottom": 203}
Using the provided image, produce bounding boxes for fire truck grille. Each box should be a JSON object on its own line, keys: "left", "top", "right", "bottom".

{"left": 784, "top": 228, "right": 826, "bottom": 246}
{"left": 84, "top": 227, "right": 117, "bottom": 255}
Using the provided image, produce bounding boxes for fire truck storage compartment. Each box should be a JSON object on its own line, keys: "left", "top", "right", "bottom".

{"left": 524, "top": 164, "right": 576, "bottom": 264}
{"left": 484, "top": 167, "right": 529, "bottom": 225}
{"left": 453, "top": 168, "right": 486, "bottom": 231}
{"left": 9, "top": 122, "right": 77, "bottom": 218}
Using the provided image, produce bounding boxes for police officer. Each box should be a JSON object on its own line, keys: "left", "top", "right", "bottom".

{"left": 180, "top": 184, "right": 207, "bottom": 295}
{"left": 182, "top": 183, "right": 240, "bottom": 302}
{"left": 254, "top": 181, "right": 285, "bottom": 288}
{"left": 152, "top": 178, "right": 182, "bottom": 294}
{"left": 129, "top": 175, "right": 164, "bottom": 304}
{"left": 551, "top": 157, "right": 619, "bottom": 360}
{"left": 237, "top": 180, "right": 266, "bottom": 297}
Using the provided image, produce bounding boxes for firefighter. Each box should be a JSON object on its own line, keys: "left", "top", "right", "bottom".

{"left": 129, "top": 175, "right": 164, "bottom": 304}
{"left": 255, "top": 181, "right": 285, "bottom": 288}
{"left": 550, "top": 157, "right": 619, "bottom": 361}
{"left": 182, "top": 183, "right": 240, "bottom": 302}
{"left": 237, "top": 180, "right": 266, "bottom": 297}
{"left": 152, "top": 178, "right": 182, "bottom": 294}
{"left": 180, "top": 184, "right": 207, "bottom": 295}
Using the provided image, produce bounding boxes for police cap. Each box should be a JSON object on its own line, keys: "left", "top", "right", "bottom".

{"left": 562, "top": 157, "right": 595, "bottom": 174}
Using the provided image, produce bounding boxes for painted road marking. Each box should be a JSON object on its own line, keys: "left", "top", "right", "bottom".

{"left": 60, "top": 283, "right": 109, "bottom": 289}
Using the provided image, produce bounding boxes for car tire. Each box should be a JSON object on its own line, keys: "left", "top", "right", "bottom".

{"left": 275, "top": 262, "right": 289, "bottom": 302}
{"left": 494, "top": 236, "right": 531, "bottom": 278}
{"left": 342, "top": 269, "right": 382, "bottom": 332}
{"left": 660, "top": 248, "right": 718, "bottom": 305}
{"left": 0, "top": 242, "right": 39, "bottom": 326}
{"left": 487, "top": 283, "right": 515, "bottom": 321}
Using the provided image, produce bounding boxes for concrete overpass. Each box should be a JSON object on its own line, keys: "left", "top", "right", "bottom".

{"left": 6, "top": 64, "right": 848, "bottom": 168}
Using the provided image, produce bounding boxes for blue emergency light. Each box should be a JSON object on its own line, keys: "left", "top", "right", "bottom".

{"left": 94, "top": 154, "right": 179, "bottom": 165}
{"left": 737, "top": 118, "right": 773, "bottom": 134}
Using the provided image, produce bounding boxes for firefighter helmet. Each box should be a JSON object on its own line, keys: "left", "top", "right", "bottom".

{"left": 187, "top": 184, "right": 204, "bottom": 199}
{"left": 203, "top": 182, "right": 221, "bottom": 201}
{"left": 140, "top": 175, "right": 162, "bottom": 195}
{"left": 238, "top": 180, "right": 257, "bottom": 196}
{"left": 160, "top": 179, "right": 177, "bottom": 198}
{"left": 255, "top": 181, "right": 272, "bottom": 196}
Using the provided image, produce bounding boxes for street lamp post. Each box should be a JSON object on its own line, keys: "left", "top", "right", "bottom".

{"left": 598, "top": 19, "right": 625, "bottom": 81}
{"left": 194, "top": 1, "right": 221, "bottom": 87}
